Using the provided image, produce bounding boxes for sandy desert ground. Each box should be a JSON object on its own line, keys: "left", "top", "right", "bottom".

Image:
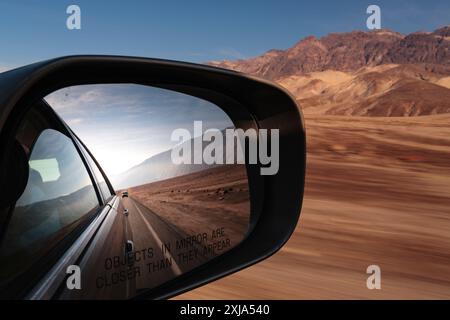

{"left": 128, "top": 165, "right": 251, "bottom": 271}
{"left": 175, "top": 114, "right": 450, "bottom": 299}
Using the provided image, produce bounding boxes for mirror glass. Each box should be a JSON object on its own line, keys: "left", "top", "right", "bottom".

{"left": 41, "top": 84, "right": 251, "bottom": 298}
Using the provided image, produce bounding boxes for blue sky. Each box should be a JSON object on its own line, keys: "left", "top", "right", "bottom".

{"left": 0, "top": 0, "right": 448, "bottom": 70}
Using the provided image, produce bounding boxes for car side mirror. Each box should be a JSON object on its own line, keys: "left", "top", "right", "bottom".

{"left": 0, "top": 56, "right": 305, "bottom": 299}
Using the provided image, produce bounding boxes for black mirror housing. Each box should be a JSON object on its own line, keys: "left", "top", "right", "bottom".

{"left": 0, "top": 56, "right": 305, "bottom": 299}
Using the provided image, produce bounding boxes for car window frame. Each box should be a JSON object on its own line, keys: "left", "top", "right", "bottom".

{"left": 72, "top": 133, "right": 115, "bottom": 203}
{"left": 0, "top": 99, "right": 106, "bottom": 298}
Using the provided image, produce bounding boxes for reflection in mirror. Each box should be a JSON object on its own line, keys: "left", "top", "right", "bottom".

{"left": 44, "top": 84, "right": 251, "bottom": 298}
{"left": 0, "top": 128, "right": 99, "bottom": 287}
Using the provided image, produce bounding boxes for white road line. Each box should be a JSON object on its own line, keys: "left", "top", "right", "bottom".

{"left": 131, "top": 200, "right": 182, "bottom": 276}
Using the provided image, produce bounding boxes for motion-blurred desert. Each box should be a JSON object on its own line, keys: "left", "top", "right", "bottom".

{"left": 178, "top": 114, "right": 450, "bottom": 299}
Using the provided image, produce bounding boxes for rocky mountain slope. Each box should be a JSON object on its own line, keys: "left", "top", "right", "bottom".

{"left": 210, "top": 26, "right": 450, "bottom": 116}
{"left": 210, "top": 26, "right": 450, "bottom": 80}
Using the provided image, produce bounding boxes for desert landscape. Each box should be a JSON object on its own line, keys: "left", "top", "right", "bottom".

{"left": 175, "top": 26, "right": 450, "bottom": 299}
{"left": 129, "top": 164, "right": 250, "bottom": 245}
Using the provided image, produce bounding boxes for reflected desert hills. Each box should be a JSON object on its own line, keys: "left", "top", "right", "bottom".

{"left": 177, "top": 26, "right": 450, "bottom": 299}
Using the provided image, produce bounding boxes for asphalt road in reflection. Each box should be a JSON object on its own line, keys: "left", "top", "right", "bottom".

{"left": 121, "top": 196, "right": 215, "bottom": 294}
{"left": 121, "top": 196, "right": 185, "bottom": 292}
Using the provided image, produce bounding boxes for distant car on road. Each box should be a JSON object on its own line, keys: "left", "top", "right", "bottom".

{"left": 122, "top": 191, "right": 129, "bottom": 198}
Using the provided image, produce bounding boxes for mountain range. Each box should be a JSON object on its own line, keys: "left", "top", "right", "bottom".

{"left": 210, "top": 26, "right": 450, "bottom": 116}
{"left": 111, "top": 129, "right": 239, "bottom": 190}
{"left": 111, "top": 146, "right": 209, "bottom": 190}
